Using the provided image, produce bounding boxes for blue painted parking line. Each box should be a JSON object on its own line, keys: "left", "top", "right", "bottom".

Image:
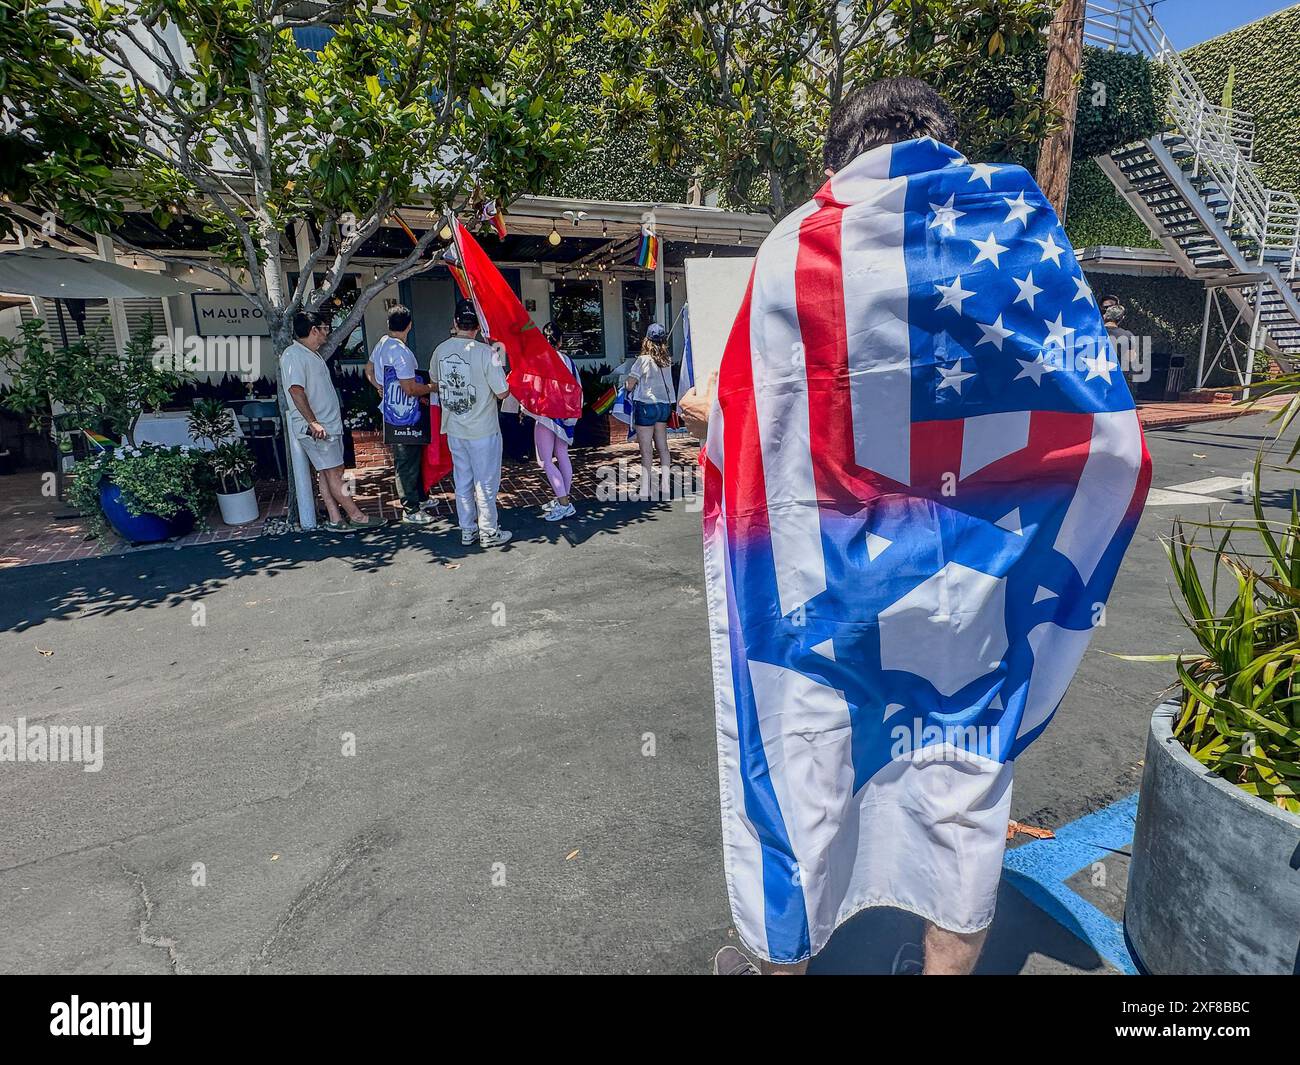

{"left": 1002, "top": 792, "right": 1139, "bottom": 975}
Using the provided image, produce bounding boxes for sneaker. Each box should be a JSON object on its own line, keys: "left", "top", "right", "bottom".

{"left": 540, "top": 498, "right": 558, "bottom": 514}
{"left": 323, "top": 519, "right": 352, "bottom": 533}
{"left": 460, "top": 529, "right": 478, "bottom": 546}
{"left": 479, "top": 528, "right": 513, "bottom": 547}
{"left": 347, "top": 514, "right": 375, "bottom": 528}
{"left": 420, "top": 497, "right": 438, "bottom": 513}
{"left": 544, "top": 502, "right": 575, "bottom": 522}
{"left": 712, "top": 946, "right": 759, "bottom": 976}
{"left": 401, "top": 510, "right": 434, "bottom": 526}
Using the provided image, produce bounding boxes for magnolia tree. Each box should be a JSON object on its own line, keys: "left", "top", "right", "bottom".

{"left": 4, "top": 0, "right": 587, "bottom": 356}
{"left": 599, "top": 0, "right": 1057, "bottom": 217}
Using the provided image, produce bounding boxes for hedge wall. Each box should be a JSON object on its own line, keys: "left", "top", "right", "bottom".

{"left": 1183, "top": 4, "right": 1300, "bottom": 196}
{"left": 544, "top": 17, "right": 1167, "bottom": 254}
{"left": 540, "top": 2, "right": 691, "bottom": 204}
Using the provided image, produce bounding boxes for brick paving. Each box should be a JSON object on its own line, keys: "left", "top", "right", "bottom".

{"left": 0, "top": 436, "right": 700, "bottom": 570}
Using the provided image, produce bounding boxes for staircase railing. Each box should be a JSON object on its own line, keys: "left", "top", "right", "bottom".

{"left": 1084, "top": 0, "right": 1300, "bottom": 272}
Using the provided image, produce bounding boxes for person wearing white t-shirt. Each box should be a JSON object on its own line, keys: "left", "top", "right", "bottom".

{"left": 434, "top": 300, "right": 512, "bottom": 547}
{"left": 365, "top": 304, "right": 437, "bottom": 526}
{"left": 624, "top": 322, "right": 675, "bottom": 500}
{"left": 280, "top": 311, "right": 374, "bottom": 532}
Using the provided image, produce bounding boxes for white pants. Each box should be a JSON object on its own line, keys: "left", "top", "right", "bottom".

{"left": 448, "top": 432, "right": 503, "bottom": 534}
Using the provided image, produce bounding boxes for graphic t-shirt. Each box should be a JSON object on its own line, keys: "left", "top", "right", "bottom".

{"left": 434, "top": 336, "right": 508, "bottom": 440}
{"left": 369, "top": 335, "right": 434, "bottom": 427}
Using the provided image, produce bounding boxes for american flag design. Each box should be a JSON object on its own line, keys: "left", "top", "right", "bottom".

{"left": 701, "top": 138, "right": 1152, "bottom": 964}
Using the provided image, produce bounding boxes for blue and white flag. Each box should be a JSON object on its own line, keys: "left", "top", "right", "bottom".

{"left": 676, "top": 303, "right": 695, "bottom": 405}
{"left": 701, "top": 138, "right": 1152, "bottom": 963}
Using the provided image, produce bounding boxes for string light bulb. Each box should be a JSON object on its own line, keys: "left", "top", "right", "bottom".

{"left": 548, "top": 224, "right": 561, "bottom": 246}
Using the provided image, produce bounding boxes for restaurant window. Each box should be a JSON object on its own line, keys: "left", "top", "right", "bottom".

{"left": 622, "top": 278, "right": 671, "bottom": 359}
{"left": 549, "top": 280, "right": 604, "bottom": 362}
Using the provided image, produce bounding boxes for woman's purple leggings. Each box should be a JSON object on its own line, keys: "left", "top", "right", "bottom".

{"left": 535, "top": 421, "right": 573, "bottom": 499}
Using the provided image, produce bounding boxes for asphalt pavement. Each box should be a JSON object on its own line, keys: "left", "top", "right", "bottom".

{"left": 0, "top": 412, "right": 1293, "bottom": 974}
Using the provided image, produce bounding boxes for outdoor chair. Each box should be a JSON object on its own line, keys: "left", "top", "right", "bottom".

{"left": 239, "top": 400, "right": 284, "bottom": 478}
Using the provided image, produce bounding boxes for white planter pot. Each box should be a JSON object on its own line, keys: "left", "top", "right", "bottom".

{"left": 216, "top": 486, "right": 259, "bottom": 525}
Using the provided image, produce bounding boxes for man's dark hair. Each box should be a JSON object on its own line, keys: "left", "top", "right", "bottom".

{"left": 454, "top": 299, "right": 479, "bottom": 331}
{"left": 293, "top": 310, "right": 329, "bottom": 339}
{"left": 387, "top": 304, "right": 413, "bottom": 332}
{"left": 823, "top": 77, "right": 958, "bottom": 172}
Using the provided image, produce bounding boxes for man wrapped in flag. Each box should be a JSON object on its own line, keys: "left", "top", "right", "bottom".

{"left": 687, "top": 78, "right": 1152, "bottom": 974}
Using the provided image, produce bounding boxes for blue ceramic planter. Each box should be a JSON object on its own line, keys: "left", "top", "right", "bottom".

{"left": 98, "top": 481, "right": 196, "bottom": 544}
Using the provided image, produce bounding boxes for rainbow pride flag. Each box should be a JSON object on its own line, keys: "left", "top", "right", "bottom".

{"left": 637, "top": 225, "right": 659, "bottom": 270}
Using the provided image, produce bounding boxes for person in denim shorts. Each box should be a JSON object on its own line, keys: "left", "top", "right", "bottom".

{"left": 625, "top": 323, "right": 675, "bottom": 499}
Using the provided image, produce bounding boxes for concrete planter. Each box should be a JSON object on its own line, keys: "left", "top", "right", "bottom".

{"left": 1126, "top": 700, "right": 1300, "bottom": 974}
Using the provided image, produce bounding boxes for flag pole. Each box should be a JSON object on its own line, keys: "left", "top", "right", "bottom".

{"left": 446, "top": 210, "right": 489, "bottom": 340}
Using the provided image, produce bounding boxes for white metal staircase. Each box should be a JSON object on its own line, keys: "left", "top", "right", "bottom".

{"left": 1085, "top": 1, "right": 1300, "bottom": 388}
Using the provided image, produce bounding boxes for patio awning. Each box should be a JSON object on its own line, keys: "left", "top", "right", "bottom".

{"left": 0, "top": 246, "right": 215, "bottom": 299}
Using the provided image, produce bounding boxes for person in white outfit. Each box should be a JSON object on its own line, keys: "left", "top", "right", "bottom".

{"left": 434, "top": 300, "right": 513, "bottom": 547}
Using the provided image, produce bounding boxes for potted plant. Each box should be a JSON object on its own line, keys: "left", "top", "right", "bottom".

{"left": 0, "top": 318, "right": 206, "bottom": 543}
{"left": 189, "top": 398, "right": 260, "bottom": 524}
{"left": 1124, "top": 453, "right": 1300, "bottom": 974}
{"left": 66, "top": 441, "right": 214, "bottom": 544}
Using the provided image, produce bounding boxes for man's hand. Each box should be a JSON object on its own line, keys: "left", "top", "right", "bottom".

{"left": 307, "top": 420, "right": 328, "bottom": 440}
{"left": 678, "top": 370, "right": 717, "bottom": 443}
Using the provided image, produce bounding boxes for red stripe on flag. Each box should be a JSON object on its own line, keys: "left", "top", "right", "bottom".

{"left": 793, "top": 201, "right": 897, "bottom": 510}
{"left": 716, "top": 272, "right": 772, "bottom": 546}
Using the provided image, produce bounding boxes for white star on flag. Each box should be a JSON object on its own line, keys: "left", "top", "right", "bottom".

{"left": 928, "top": 194, "right": 966, "bottom": 235}
{"left": 1072, "top": 274, "right": 1095, "bottom": 305}
{"left": 971, "top": 232, "right": 1009, "bottom": 267}
{"left": 975, "top": 314, "right": 1014, "bottom": 350}
{"left": 967, "top": 162, "right": 999, "bottom": 188}
{"left": 1015, "top": 353, "right": 1056, "bottom": 385}
{"left": 937, "top": 360, "right": 975, "bottom": 394}
{"left": 934, "top": 276, "right": 975, "bottom": 314}
{"left": 1012, "top": 271, "right": 1043, "bottom": 310}
{"left": 1002, "top": 191, "right": 1035, "bottom": 226}
{"left": 1081, "top": 350, "right": 1118, "bottom": 383}
{"left": 1043, "top": 312, "right": 1076, "bottom": 347}
{"left": 1033, "top": 232, "right": 1065, "bottom": 266}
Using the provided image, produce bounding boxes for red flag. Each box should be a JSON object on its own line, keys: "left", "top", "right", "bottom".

{"left": 453, "top": 220, "right": 581, "bottom": 420}
{"left": 422, "top": 403, "right": 453, "bottom": 492}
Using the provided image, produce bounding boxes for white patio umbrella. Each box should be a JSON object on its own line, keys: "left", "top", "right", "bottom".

{"left": 0, "top": 246, "right": 213, "bottom": 299}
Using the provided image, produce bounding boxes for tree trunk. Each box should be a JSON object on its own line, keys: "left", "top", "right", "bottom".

{"left": 1036, "top": 0, "right": 1086, "bottom": 221}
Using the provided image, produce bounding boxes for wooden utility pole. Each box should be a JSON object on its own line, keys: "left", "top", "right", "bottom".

{"left": 1036, "top": 0, "right": 1087, "bottom": 221}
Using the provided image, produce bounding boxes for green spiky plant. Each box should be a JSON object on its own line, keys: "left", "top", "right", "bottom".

{"left": 1134, "top": 449, "right": 1300, "bottom": 813}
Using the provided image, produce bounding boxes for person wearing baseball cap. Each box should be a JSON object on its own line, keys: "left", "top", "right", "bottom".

{"left": 624, "top": 322, "right": 675, "bottom": 500}
{"left": 432, "top": 300, "right": 513, "bottom": 547}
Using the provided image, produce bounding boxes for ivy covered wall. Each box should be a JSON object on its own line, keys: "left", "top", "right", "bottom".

{"left": 540, "top": 2, "right": 691, "bottom": 204}
{"left": 1183, "top": 3, "right": 1300, "bottom": 197}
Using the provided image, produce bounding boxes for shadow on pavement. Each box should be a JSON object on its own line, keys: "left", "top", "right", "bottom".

{"left": 0, "top": 492, "right": 684, "bottom": 633}
{"left": 809, "top": 878, "right": 1110, "bottom": 975}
